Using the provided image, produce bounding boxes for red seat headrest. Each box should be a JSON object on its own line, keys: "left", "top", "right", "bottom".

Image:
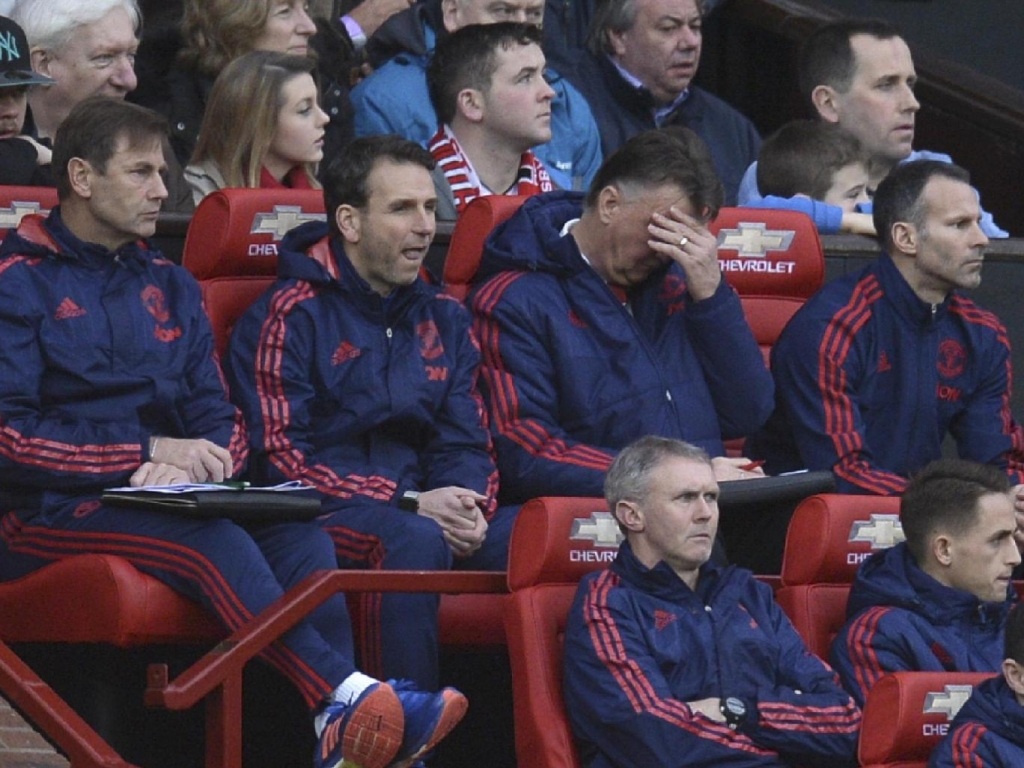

{"left": 781, "top": 493, "right": 903, "bottom": 586}
{"left": 443, "top": 195, "right": 528, "bottom": 297}
{"left": 183, "top": 188, "right": 326, "bottom": 280}
{"left": 0, "top": 186, "right": 59, "bottom": 238}
{"left": 507, "top": 497, "right": 618, "bottom": 591}
{"left": 859, "top": 671, "right": 995, "bottom": 765}
{"left": 711, "top": 207, "right": 825, "bottom": 300}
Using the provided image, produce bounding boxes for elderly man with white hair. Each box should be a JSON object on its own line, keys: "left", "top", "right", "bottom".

{"left": 11, "top": 0, "right": 193, "bottom": 212}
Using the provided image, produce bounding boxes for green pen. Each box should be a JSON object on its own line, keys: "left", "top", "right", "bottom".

{"left": 215, "top": 481, "right": 251, "bottom": 490}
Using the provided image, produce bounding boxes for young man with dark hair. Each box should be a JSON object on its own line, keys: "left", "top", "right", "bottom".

{"left": 749, "top": 159, "right": 1024, "bottom": 507}
{"left": 930, "top": 602, "right": 1024, "bottom": 767}
{"left": 227, "top": 134, "right": 512, "bottom": 701}
{"left": 469, "top": 127, "right": 773, "bottom": 509}
{"left": 746, "top": 119, "right": 873, "bottom": 235}
{"left": 352, "top": 0, "right": 602, "bottom": 191}
{"left": 0, "top": 97, "right": 465, "bottom": 768}
{"left": 831, "top": 459, "right": 1020, "bottom": 707}
{"left": 425, "top": 22, "right": 555, "bottom": 219}
{"left": 563, "top": 435, "right": 861, "bottom": 768}
{"left": 736, "top": 18, "right": 1005, "bottom": 236}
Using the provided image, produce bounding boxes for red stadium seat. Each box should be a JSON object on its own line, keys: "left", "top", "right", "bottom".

{"left": 0, "top": 185, "right": 58, "bottom": 240}
{"left": 442, "top": 195, "right": 529, "bottom": 300}
{"left": 182, "top": 188, "right": 326, "bottom": 280}
{"left": 711, "top": 207, "right": 826, "bottom": 366}
{"left": 504, "top": 496, "right": 617, "bottom": 768}
{"left": 858, "top": 671, "right": 994, "bottom": 768}
{"left": 775, "top": 493, "right": 902, "bottom": 658}
{"left": 182, "top": 188, "right": 326, "bottom": 358}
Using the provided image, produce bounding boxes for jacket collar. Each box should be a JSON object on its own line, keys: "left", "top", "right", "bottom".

{"left": 1, "top": 208, "right": 154, "bottom": 272}
{"left": 877, "top": 251, "right": 953, "bottom": 327}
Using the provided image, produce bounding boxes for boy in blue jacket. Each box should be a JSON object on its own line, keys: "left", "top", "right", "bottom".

{"left": 744, "top": 120, "right": 874, "bottom": 235}
{"left": 929, "top": 602, "right": 1024, "bottom": 767}
{"left": 563, "top": 436, "right": 861, "bottom": 768}
{"left": 831, "top": 459, "right": 1019, "bottom": 708}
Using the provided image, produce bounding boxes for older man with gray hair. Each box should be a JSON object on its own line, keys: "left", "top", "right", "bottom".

{"left": 12, "top": 0, "right": 192, "bottom": 212}
{"left": 565, "top": 0, "right": 759, "bottom": 205}
{"left": 562, "top": 435, "right": 860, "bottom": 768}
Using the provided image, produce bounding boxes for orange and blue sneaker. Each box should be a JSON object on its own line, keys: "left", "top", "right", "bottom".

{"left": 315, "top": 682, "right": 404, "bottom": 768}
{"left": 388, "top": 683, "right": 469, "bottom": 768}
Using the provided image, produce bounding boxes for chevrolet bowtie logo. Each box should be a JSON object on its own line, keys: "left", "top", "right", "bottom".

{"left": 250, "top": 206, "right": 326, "bottom": 241}
{"left": 923, "top": 685, "right": 975, "bottom": 721}
{"left": 849, "top": 514, "right": 905, "bottom": 549}
{"left": 716, "top": 223, "right": 795, "bottom": 258}
{"left": 0, "top": 200, "right": 50, "bottom": 229}
{"left": 570, "top": 512, "right": 623, "bottom": 548}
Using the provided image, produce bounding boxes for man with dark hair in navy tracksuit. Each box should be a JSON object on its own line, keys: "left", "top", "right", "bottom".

{"left": 227, "top": 134, "right": 508, "bottom": 695}
{"left": 0, "top": 97, "right": 466, "bottom": 768}
{"left": 563, "top": 435, "right": 861, "bottom": 768}
{"left": 929, "top": 602, "right": 1024, "bottom": 768}
{"left": 831, "top": 459, "right": 1019, "bottom": 709}
{"left": 747, "top": 160, "right": 1024, "bottom": 532}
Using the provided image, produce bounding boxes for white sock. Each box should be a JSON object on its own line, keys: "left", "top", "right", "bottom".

{"left": 333, "top": 671, "right": 380, "bottom": 706}
{"left": 315, "top": 672, "right": 381, "bottom": 737}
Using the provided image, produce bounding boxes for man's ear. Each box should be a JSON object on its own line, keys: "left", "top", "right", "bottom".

{"left": 30, "top": 48, "right": 52, "bottom": 78}
{"left": 811, "top": 85, "right": 841, "bottom": 123}
{"left": 615, "top": 500, "right": 644, "bottom": 533}
{"left": 932, "top": 533, "right": 954, "bottom": 567}
{"left": 440, "top": 0, "right": 460, "bottom": 33}
{"left": 1003, "top": 658, "right": 1024, "bottom": 700}
{"left": 606, "top": 27, "right": 628, "bottom": 59}
{"left": 67, "top": 158, "right": 93, "bottom": 199}
{"left": 456, "top": 88, "right": 484, "bottom": 124}
{"left": 335, "top": 204, "right": 360, "bottom": 244}
{"left": 891, "top": 221, "right": 919, "bottom": 256}
{"left": 596, "top": 184, "right": 622, "bottom": 226}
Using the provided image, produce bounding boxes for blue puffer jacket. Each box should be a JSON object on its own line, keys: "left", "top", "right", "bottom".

{"left": 468, "top": 191, "right": 773, "bottom": 503}
{"left": 929, "top": 676, "right": 1024, "bottom": 768}
{"left": 0, "top": 211, "right": 248, "bottom": 517}
{"left": 563, "top": 541, "right": 861, "bottom": 768}
{"left": 831, "top": 543, "right": 1012, "bottom": 708}
{"left": 748, "top": 253, "right": 1024, "bottom": 493}
{"left": 225, "top": 222, "right": 499, "bottom": 513}
{"left": 351, "top": 4, "right": 603, "bottom": 191}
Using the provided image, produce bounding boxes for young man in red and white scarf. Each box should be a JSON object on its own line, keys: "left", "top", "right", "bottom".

{"left": 426, "top": 22, "right": 555, "bottom": 217}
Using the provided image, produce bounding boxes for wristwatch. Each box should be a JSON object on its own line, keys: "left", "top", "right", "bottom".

{"left": 398, "top": 490, "right": 420, "bottom": 512}
{"left": 720, "top": 697, "right": 747, "bottom": 730}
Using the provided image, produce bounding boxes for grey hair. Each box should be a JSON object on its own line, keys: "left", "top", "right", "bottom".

{"left": 587, "top": 0, "right": 705, "bottom": 56}
{"left": 604, "top": 436, "right": 711, "bottom": 511}
{"left": 11, "top": 0, "right": 141, "bottom": 53}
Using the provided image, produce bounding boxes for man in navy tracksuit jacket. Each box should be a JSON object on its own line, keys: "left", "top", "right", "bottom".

{"left": 929, "top": 603, "right": 1024, "bottom": 768}
{"left": 830, "top": 459, "right": 1019, "bottom": 708}
{"left": 563, "top": 436, "right": 861, "bottom": 768}
{"left": 227, "top": 136, "right": 504, "bottom": 691}
{"left": 469, "top": 130, "right": 773, "bottom": 507}
{"left": 748, "top": 160, "right": 1024, "bottom": 501}
{"left": 0, "top": 98, "right": 449, "bottom": 768}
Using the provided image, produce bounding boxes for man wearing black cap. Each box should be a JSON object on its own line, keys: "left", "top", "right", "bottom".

{"left": 0, "top": 15, "right": 55, "bottom": 185}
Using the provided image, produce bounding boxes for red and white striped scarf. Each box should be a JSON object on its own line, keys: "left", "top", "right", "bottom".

{"left": 428, "top": 124, "right": 553, "bottom": 213}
